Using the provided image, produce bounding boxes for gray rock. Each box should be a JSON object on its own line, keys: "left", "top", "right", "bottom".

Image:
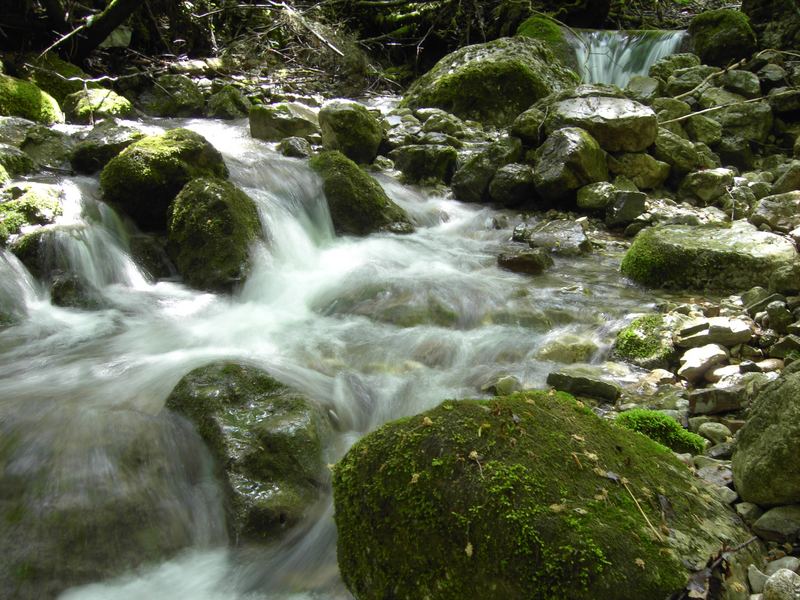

{"left": 698, "top": 421, "right": 732, "bottom": 445}
{"left": 649, "top": 53, "right": 701, "bottom": 82}
{"left": 722, "top": 70, "right": 761, "bottom": 98}
{"left": 605, "top": 190, "right": 646, "bottom": 228}
{"left": 577, "top": 181, "right": 616, "bottom": 212}
{"left": 754, "top": 506, "right": 800, "bottom": 542}
{"left": 751, "top": 564, "right": 769, "bottom": 594}
{"left": 0, "top": 116, "right": 36, "bottom": 147}
{"left": 497, "top": 247, "right": 553, "bottom": 275}
{"left": 206, "top": 85, "right": 251, "bottom": 119}
{"left": 20, "top": 125, "right": 75, "bottom": 169}
{"left": 389, "top": 144, "right": 458, "bottom": 184}
{"left": 546, "top": 365, "right": 621, "bottom": 401}
{"left": 419, "top": 109, "right": 466, "bottom": 137}
{"left": 698, "top": 86, "right": 747, "bottom": 109}
{"left": 767, "top": 301, "right": 793, "bottom": 334}
{"left": 488, "top": 163, "right": 537, "bottom": 207}
{"left": 688, "top": 385, "right": 745, "bottom": 414}
{"left": 685, "top": 114, "right": 723, "bottom": 146}
{"left": 451, "top": 137, "right": 522, "bottom": 203}
{"left": 736, "top": 501, "right": 763, "bottom": 524}
{"left": 533, "top": 127, "right": 608, "bottom": 203}
{"left": 652, "top": 128, "right": 703, "bottom": 177}
{"left": 249, "top": 102, "right": 319, "bottom": 142}
{"left": 525, "top": 219, "right": 592, "bottom": 256}
{"left": 277, "top": 136, "right": 312, "bottom": 158}
{"left": 510, "top": 106, "right": 547, "bottom": 146}
{"left": 626, "top": 75, "right": 661, "bottom": 104}
{"left": 773, "top": 162, "right": 800, "bottom": 195}
{"left": 607, "top": 152, "right": 670, "bottom": 190}
{"left": 678, "top": 344, "right": 729, "bottom": 383}
{"left": 766, "top": 557, "right": 800, "bottom": 577}
{"left": 70, "top": 119, "right": 144, "bottom": 174}
{"left": 676, "top": 317, "right": 753, "bottom": 348}
{"left": 770, "top": 335, "right": 800, "bottom": 358}
{"left": 543, "top": 96, "right": 657, "bottom": 152}
{"left": 665, "top": 65, "right": 721, "bottom": 96}
{"left": 140, "top": 74, "right": 205, "bottom": 117}
{"left": 679, "top": 168, "right": 735, "bottom": 206}
{"left": 710, "top": 101, "right": 773, "bottom": 144}
{"left": 763, "top": 568, "right": 800, "bottom": 600}
{"left": 769, "top": 87, "right": 800, "bottom": 115}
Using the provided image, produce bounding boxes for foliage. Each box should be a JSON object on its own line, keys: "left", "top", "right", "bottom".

{"left": 615, "top": 409, "right": 706, "bottom": 455}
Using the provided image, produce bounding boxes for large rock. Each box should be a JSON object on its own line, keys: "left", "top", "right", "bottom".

{"left": 20, "top": 125, "right": 74, "bottom": 169}
{"left": 544, "top": 96, "right": 657, "bottom": 152}
{"left": 206, "top": 85, "right": 251, "bottom": 119}
{"left": 741, "top": 0, "right": 800, "bottom": 51}
{"left": 710, "top": 101, "right": 773, "bottom": 144}
{"left": 333, "top": 392, "right": 760, "bottom": 600}
{"left": 621, "top": 221, "right": 798, "bottom": 291}
{"left": 0, "top": 143, "right": 34, "bottom": 177}
{"left": 99, "top": 128, "right": 228, "bottom": 231}
{"left": 520, "top": 219, "right": 592, "bottom": 255}
{"left": 20, "top": 52, "right": 97, "bottom": 104}
{"left": 733, "top": 369, "right": 800, "bottom": 505}
{"left": 389, "top": 144, "right": 458, "bottom": 184}
{"left": 70, "top": 119, "right": 144, "bottom": 174}
{"left": 165, "top": 362, "right": 331, "bottom": 542}
{"left": 689, "top": 9, "right": 757, "bottom": 67}
{"left": 167, "top": 178, "right": 261, "bottom": 292}
{"left": 0, "top": 75, "right": 63, "bottom": 125}
{"left": 401, "top": 37, "right": 578, "bottom": 127}
{"left": 750, "top": 191, "right": 800, "bottom": 233}
{"left": 318, "top": 100, "right": 383, "bottom": 164}
{"left": 607, "top": 153, "right": 670, "bottom": 190}
{"left": 140, "top": 74, "right": 205, "bottom": 118}
{"left": 488, "top": 163, "right": 537, "bottom": 207}
{"left": 309, "top": 150, "right": 412, "bottom": 236}
{"left": 0, "top": 182, "right": 62, "bottom": 235}
{"left": 62, "top": 88, "right": 132, "bottom": 124}
{"left": 652, "top": 128, "right": 703, "bottom": 177}
{"left": 533, "top": 127, "right": 608, "bottom": 203}
{"left": 249, "top": 102, "right": 319, "bottom": 142}
{"left": 450, "top": 136, "right": 522, "bottom": 203}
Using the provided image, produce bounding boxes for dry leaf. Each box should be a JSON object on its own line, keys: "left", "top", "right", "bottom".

{"left": 465, "top": 542, "right": 473, "bottom": 558}
{"left": 635, "top": 558, "right": 645, "bottom": 569}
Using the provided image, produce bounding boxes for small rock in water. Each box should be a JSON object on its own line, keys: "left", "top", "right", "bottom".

{"left": 526, "top": 219, "right": 592, "bottom": 256}
{"left": 497, "top": 247, "right": 553, "bottom": 275}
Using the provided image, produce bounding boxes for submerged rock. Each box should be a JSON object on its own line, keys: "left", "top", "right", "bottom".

{"left": 333, "top": 392, "right": 760, "bottom": 600}
{"left": 100, "top": 128, "right": 228, "bottom": 231}
{"left": 497, "top": 246, "right": 553, "bottom": 275}
{"left": 166, "top": 178, "right": 261, "bottom": 292}
{"left": 309, "top": 150, "right": 412, "bottom": 236}
{"left": 166, "top": 361, "right": 331, "bottom": 542}
{"left": 401, "top": 37, "right": 578, "bottom": 127}
{"left": 621, "top": 222, "right": 798, "bottom": 291}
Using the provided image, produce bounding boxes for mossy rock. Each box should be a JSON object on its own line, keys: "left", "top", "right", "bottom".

{"left": 20, "top": 125, "right": 74, "bottom": 169}
{"left": 99, "top": 128, "right": 228, "bottom": 231}
{"left": 0, "top": 182, "right": 62, "bottom": 235}
{"left": 615, "top": 408, "right": 705, "bottom": 455}
{"left": 388, "top": 144, "right": 458, "bottom": 184}
{"left": 318, "top": 100, "right": 383, "bottom": 164}
{"left": 401, "top": 37, "right": 579, "bottom": 127}
{"left": 621, "top": 222, "right": 798, "bottom": 291}
{"left": 166, "top": 177, "right": 261, "bottom": 292}
{"left": 165, "top": 361, "right": 331, "bottom": 542}
{"left": 533, "top": 127, "right": 608, "bottom": 204}
{"left": 309, "top": 150, "right": 412, "bottom": 236}
{"left": 515, "top": 16, "right": 578, "bottom": 72}
{"left": 333, "top": 392, "right": 759, "bottom": 600}
{"left": 688, "top": 9, "right": 757, "bottom": 67}
{"left": 63, "top": 88, "right": 133, "bottom": 124}
{"left": 0, "top": 143, "right": 34, "bottom": 177}
{"left": 613, "top": 314, "right": 675, "bottom": 369}
{"left": 0, "top": 75, "right": 63, "bottom": 125}
{"left": 206, "top": 85, "right": 251, "bottom": 119}
{"left": 249, "top": 102, "right": 319, "bottom": 142}
{"left": 0, "top": 116, "right": 37, "bottom": 147}
{"left": 140, "top": 74, "right": 205, "bottom": 118}
{"left": 451, "top": 136, "right": 523, "bottom": 203}
{"left": 0, "top": 164, "right": 8, "bottom": 188}
{"left": 22, "top": 53, "right": 98, "bottom": 104}
{"left": 70, "top": 119, "right": 145, "bottom": 174}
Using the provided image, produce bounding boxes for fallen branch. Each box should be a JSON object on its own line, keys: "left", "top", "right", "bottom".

{"left": 674, "top": 59, "right": 746, "bottom": 101}
{"left": 622, "top": 478, "right": 664, "bottom": 543}
{"left": 278, "top": 2, "right": 344, "bottom": 57}
{"left": 660, "top": 87, "right": 799, "bottom": 125}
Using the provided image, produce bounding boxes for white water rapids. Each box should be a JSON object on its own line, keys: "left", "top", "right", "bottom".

{"left": 0, "top": 117, "right": 661, "bottom": 599}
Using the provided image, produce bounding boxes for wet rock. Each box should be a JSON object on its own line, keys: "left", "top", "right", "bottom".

{"left": 450, "top": 136, "right": 522, "bottom": 203}
{"left": 100, "top": 128, "right": 228, "bottom": 231}
{"left": 276, "top": 136, "right": 312, "bottom": 158}
{"left": 753, "top": 506, "right": 800, "bottom": 542}
{"left": 649, "top": 53, "right": 701, "bottom": 82}
{"left": 685, "top": 114, "right": 723, "bottom": 146}
{"left": 523, "top": 219, "right": 592, "bottom": 256}
{"left": 50, "top": 273, "right": 104, "bottom": 309}
{"left": 626, "top": 75, "right": 660, "bottom": 104}
{"left": 309, "top": 150, "right": 412, "bottom": 236}
{"left": 319, "top": 100, "right": 383, "bottom": 164}
{"left": 665, "top": 65, "right": 721, "bottom": 97}
{"left": 0, "top": 182, "right": 63, "bottom": 235}
{"left": 543, "top": 96, "right": 657, "bottom": 152}
{"left": 166, "top": 361, "right": 331, "bottom": 542}
{"left": 533, "top": 127, "right": 608, "bottom": 204}
{"left": 167, "top": 178, "right": 261, "bottom": 293}
{"left": 206, "top": 85, "right": 251, "bottom": 119}
{"left": 577, "top": 181, "right": 615, "bottom": 212}
{"left": 389, "top": 144, "right": 457, "bottom": 184}
{"left": 0, "top": 142, "right": 34, "bottom": 176}
{"left": 769, "top": 87, "right": 800, "bottom": 115}
{"left": 401, "top": 37, "right": 578, "bottom": 127}
{"left": 332, "top": 392, "right": 761, "bottom": 600}
{"left": 699, "top": 86, "right": 747, "bottom": 109}
{"left": 481, "top": 374, "right": 522, "bottom": 396}
{"left": 536, "top": 334, "right": 598, "bottom": 364}
{"left": 621, "top": 222, "right": 798, "bottom": 291}
{"left": 63, "top": 88, "right": 132, "bottom": 124}
{"left": 20, "top": 125, "right": 74, "bottom": 169}
{"left": 497, "top": 246, "right": 553, "bottom": 275}
{"left": 249, "top": 102, "right": 319, "bottom": 142}
{"left": 678, "top": 344, "right": 728, "bottom": 383}
{"left": 605, "top": 190, "right": 646, "bottom": 228}
{"left": 607, "top": 152, "right": 669, "bottom": 190}
{"left": 733, "top": 369, "right": 800, "bottom": 505}
{"left": 710, "top": 101, "right": 773, "bottom": 145}
{"left": 140, "top": 74, "right": 204, "bottom": 117}
{"left": 70, "top": 119, "right": 145, "bottom": 174}
{"left": 0, "top": 116, "right": 36, "bottom": 147}
{"left": 488, "top": 163, "right": 537, "bottom": 207}
{"left": 546, "top": 364, "right": 621, "bottom": 400}
{"left": 678, "top": 168, "right": 735, "bottom": 206}
{"left": 652, "top": 128, "right": 703, "bottom": 177}
{"left": 418, "top": 108, "right": 466, "bottom": 137}
{"left": 688, "top": 9, "right": 757, "bottom": 67}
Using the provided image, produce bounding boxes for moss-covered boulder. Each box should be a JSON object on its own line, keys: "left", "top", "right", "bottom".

{"left": 21, "top": 53, "right": 97, "bottom": 104}
{"left": 0, "top": 116, "right": 36, "bottom": 147}
{"left": 0, "top": 143, "right": 34, "bottom": 177}
{"left": 166, "top": 178, "right": 261, "bottom": 292}
{"left": 533, "top": 127, "right": 608, "bottom": 204}
{"left": 63, "top": 88, "right": 132, "bottom": 124}
{"left": 613, "top": 314, "right": 675, "bottom": 369}
{"left": 20, "top": 125, "right": 74, "bottom": 169}
{"left": 515, "top": 15, "right": 578, "bottom": 71}
{"left": 318, "top": 100, "right": 383, "bottom": 164}
{"left": 450, "top": 136, "right": 522, "bottom": 203}
{"left": 607, "top": 153, "right": 669, "bottom": 190}
{"left": 165, "top": 361, "right": 331, "bottom": 542}
{"left": 140, "top": 74, "right": 205, "bottom": 118}
{"left": 733, "top": 368, "right": 800, "bottom": 506}
{"left": 0, "top": 182, "right": 62, "bottom": 235}
{"left": 401, "top": 37, "right": 579, "bottom": 127}
{"left": 621, "top": 221, "right": 798, "bottom": 291}
{"left": 0, "top": 75, "right": 63, "bottom": 124}
{"left": 70, "top": 119, "right": 145, "bottom": 174}
{"left": 100, "top": 128, "right": 228, "bottom": 231}
{"left": 206, "top": 85, "right": 251, "bottom": 119}
{"left": 688, "top": 9, "right": 757, "bottom": 67}
{"left": 309, "top": 150, "right": 412, "bottom": 236}
{"left": 333, "top": 392, "right": 760, "bottom": 600}
{"left": 249, "top": 102, "right": 319, "bottom": 142}
{"left": 388, "top": 144, "right": 458, "bottom": 184}
{"left": 615, "top": 409, "right": 705, "bottom": 455}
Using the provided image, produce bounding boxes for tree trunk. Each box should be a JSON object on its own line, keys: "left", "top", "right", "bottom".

{"left": 70, "top": 0, "right": 140, "bottom": 61}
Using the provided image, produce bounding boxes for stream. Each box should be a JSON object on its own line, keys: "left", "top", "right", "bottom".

{"left": 0, "top": 29, "right": 688, "bottom": 600}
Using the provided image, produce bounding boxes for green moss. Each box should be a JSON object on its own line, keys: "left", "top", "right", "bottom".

{"left": 515, "top": 16, "right": 576, "bottom": 69}
{"left": 100, "top": 128, "right": 228, "bottom": 231}
{"left": 333, "top": 391, "right": 745, "bottom": 600}
{"left": 0, "top": 75, "right": 64, "bottom": 124}
{"left": 23, "top": 53, "right": 98, "bottom": 104}
{"left": 614, "top": 314, "right": 674, "bottom": 368}
{"left": 0, "top": 184, "right": 62, "bottom": 234}
{"left": 0, "top": 164, "right": 8, "bottom": 186}
{"left": 141, "top": 74, "right": 205, "bottom": 118}
{"left": 688, "top": 9, "right": 757, "bottom": 67}
{"left": 206, "top": 85, "right": 251, "bottom": 119}
{"left": 615, "top": 409, "right": 706, "bottom": 455}
{"left": 318, "top": 100, "right": 383, "bottom": 164}
{"left": 166, "top": 177, "right": 260, "bottom": 292}
{"left": 309, "top": 150, "right": 412, "bottom": 236}
{"left": 63, "top": 88, "right": 132, "bottom": 124}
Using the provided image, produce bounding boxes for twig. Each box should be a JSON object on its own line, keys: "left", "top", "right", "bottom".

{"left": 660, "top": 88, "right": 800, "bottom": 125}
{"left": 622, "top": 479, "right": 664, "bottom": 542}
{"left": 278, "top": 1, "right": 344, "bottom": 57}
{"left": 673, "top": 59, "right": 745, "bottom": 101}
{"left": 38, "top": 22, "right": 86, "bottom": 58}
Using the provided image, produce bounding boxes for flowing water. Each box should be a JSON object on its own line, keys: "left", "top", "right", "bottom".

{"left": 572, "top": 29, "right": 687, "bottom": 87}
{"left": 0, "top": 118, "right": 659, "bottom": 599}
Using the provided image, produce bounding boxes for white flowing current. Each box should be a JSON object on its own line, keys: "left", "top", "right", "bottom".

{"left": 0, "top": 118, "right": 657, "bottom": 599}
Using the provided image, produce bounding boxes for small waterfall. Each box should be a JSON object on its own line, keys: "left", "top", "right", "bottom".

{"left": 572, "top": 29, "right": 687, "bottom": 87}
